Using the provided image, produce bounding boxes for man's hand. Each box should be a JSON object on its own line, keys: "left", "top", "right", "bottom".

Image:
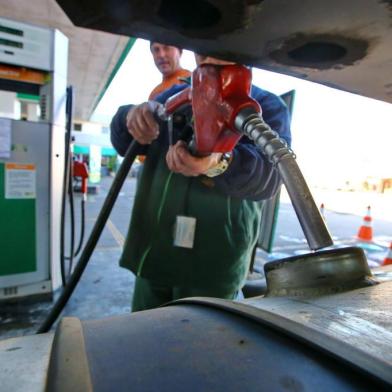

{"left": 126, "top": 102, "right": 159, "bottom": 145}
{"left": 166, "top": 140, "right": 222, "bottom": 177}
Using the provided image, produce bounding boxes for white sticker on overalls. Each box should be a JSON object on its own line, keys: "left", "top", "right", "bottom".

{"left": 174, "top": 216, "right": 196, "bottom": 248}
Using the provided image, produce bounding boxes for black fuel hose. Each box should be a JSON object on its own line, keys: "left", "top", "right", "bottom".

{"left": 66, "top": 158, "right": 76, "bottom": 276}
{"left": 65, "top": 181, "right": 87, "bottom": 259}
{"left": 60, "top": 86, "right": 74, "bottom": 286}
{"left": 73, "top": 196, "right": 86, "bottom": 257}
{"left": 37, "top": 139, "right": 140, "bottom": 334}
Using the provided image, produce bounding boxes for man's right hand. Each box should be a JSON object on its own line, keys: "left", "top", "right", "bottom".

{"left": 126, "top": 102, "right": 159, "bottom": 145}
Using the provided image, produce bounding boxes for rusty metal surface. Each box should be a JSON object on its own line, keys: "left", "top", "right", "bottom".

{"left": 172, "top": 265, "right": 392, "bottom": 385}
{"left": 245, "top": 266, "right": 392, "bottom": 383}
{"left": 246, "top": 281, "right": 392, "bottom": 359}
{"left": 56, "top": 0, "right": 392, "bottom": 103}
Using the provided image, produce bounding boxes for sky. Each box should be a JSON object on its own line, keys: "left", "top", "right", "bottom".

{"left": 92, "top": 39, "right": 392, "bottom": 188}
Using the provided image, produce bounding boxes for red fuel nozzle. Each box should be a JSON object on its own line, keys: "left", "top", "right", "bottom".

{"left": 164, "top": 64, "right": 261, "bottom": 154}
{"left": 73, "top": 161, "right": 89, "bottom": 195}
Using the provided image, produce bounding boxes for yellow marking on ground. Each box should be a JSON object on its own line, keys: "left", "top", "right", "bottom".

{"left": 107, "top": 219, "right": 125, "bottom": 247}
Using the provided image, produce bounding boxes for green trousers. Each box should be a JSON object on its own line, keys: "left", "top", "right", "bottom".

{"left": 132, "top": 276, "right": 238, "bottom": 312}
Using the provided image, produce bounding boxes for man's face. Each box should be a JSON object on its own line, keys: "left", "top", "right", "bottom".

{"left": 150, "top": 43, "right": 181, "bottom": 77}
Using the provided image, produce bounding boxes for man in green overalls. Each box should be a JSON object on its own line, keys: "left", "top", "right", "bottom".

{"left": 110, "top": 55, "right": 291, "bottom": 311}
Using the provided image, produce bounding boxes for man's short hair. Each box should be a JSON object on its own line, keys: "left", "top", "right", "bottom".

{"left": 150, "top": 41, "right": 182, "bottom": 54}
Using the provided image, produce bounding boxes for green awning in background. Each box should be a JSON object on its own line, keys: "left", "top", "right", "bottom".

{"left": 73, "top": 145, "right": 117, "bottom": 156}
{"left": 17, "top": 93, "right": 40, "bottom": 102}
{"left": 101, "top": 147, "right": 117, "bottom": 156}
{"left": 73, "top": 145, "right": 90, "bottom": 155}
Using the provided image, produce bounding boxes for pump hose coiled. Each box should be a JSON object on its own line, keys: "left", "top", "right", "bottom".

{"left": 37, "top": 139, "right": 140, "bottom": 334}
{"left": 235, "top": 107, "right": 333, "bottom": 251}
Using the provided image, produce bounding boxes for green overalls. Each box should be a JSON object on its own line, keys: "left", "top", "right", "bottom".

{"left": 120, "top": 140, "right": 262, "bottom": 310}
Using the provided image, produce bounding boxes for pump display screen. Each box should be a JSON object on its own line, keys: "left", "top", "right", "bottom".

{"left": 0, "top": 38, "right": 23, "bottom": 49}
{"left": 0, "top": 24, "right": 24, "bottom": 37}
{"left": 0, "top": 17, "right": 53, "bottom": 71}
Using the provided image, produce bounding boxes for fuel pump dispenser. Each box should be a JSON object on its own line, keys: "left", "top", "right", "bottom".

{"left": 0, "top": 17, "right": 68, "bottom": 299}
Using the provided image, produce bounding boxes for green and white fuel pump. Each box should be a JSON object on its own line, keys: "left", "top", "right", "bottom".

{"left": 0, "top": 17, "right": 68, "bottom": 299}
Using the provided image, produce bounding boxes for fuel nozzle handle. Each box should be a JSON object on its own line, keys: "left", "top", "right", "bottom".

{"left": 155, "top": 64, "right": 261, "bottom": 155}
{"left": 235, "top": 107, "right": 333, "bottom": 251}
{"left": 148, "top": 89, "right": 191, "bottom": 147}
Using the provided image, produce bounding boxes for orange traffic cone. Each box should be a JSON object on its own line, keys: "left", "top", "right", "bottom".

{"left": 357, "top": 206, "right": 373, "bottom": 241}
{"left": 382, "top": 242, "right": 392, "bottom": 266}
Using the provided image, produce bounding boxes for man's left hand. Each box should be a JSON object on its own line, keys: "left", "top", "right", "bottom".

{"left": 166, "top": 141, "right": 222, "bottom": 177}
